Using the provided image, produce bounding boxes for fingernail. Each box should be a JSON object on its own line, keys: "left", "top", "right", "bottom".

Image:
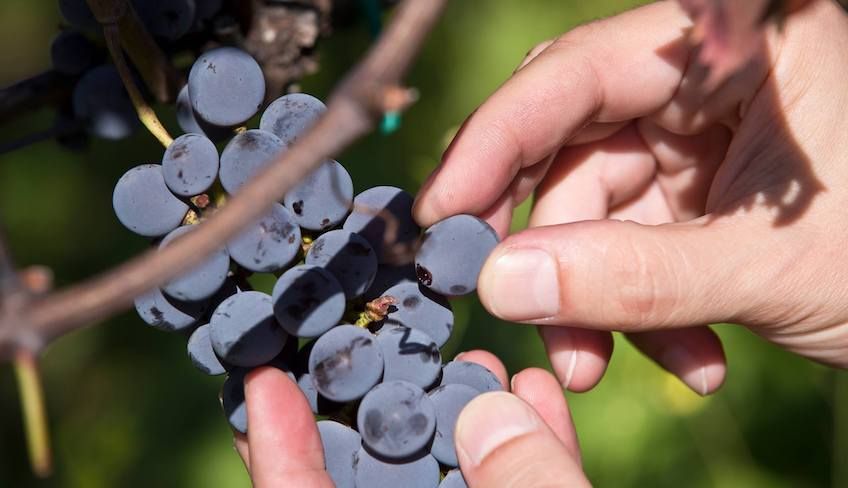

{"left": 455, "top": 392, "right": 540, "bottom": 467}
{"left": 661, "top": 347, "right": 724, "bottom": 396}
{"left": 482, "top": 248, "right": 559, "bottom": 321}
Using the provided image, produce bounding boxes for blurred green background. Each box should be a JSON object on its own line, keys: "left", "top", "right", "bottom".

{"left": 0, "top": 0, "right": 845, "bottom": 487}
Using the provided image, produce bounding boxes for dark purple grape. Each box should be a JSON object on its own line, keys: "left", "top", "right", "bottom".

{"left": 364, "top": 264, "right": 416, "bottom": 300}
{"left": 73, "top": 65, "right": 139, "bottom": 140}
{"left": 162, "top": 133, "right": 219, "bottom": 196}
{"left": 382, "top": 281, "right": 453, "bottom": 348}
{"left": 209, "top": 291, "right": 287, "bottom": 367}
{"left": 440, "top": 361, "right": 503, "bottom": 393}
{"left": 50, "top": 31, "right": 97, "bottom": 75}
{"left": 175, "top": 85, "right": 232, "bottom": 141}
{"left": 357, "top": 380, "right": 436, "bottom": 459}
{"left": 272, "top": 265, "right": 345, "bottom": 338}
{"left": 187, "top": 323, "right": 228, "bottom": 375}
{"left": 59, "top": 0, "right": 97, "bottom": 30}
{"left": 159, "top": 225, "right": 230, "bottom": 302}
{"left": 353, "top": 448, "right": 440, "bottom": 488}
{"left": 376, "top": 325, "right": 441, "bottom": 389}
{"left": 415, "top": 214, "right": 499, "bottom": 296}
{"left": 428, "top": 383, "right": 480, "bottom": 467}
{"left": 228, "top": 203, "right": 301, "bottom": 272}
{"left": 307, "top": 325, "right": 383, "bottom": 402}
{"left": 284, "top": 160, "right": 353, "bottom": 231}
{"left": 343, "top": 186, "right": 419, "bottom": 264}
{"left": 113, "top": 164, "right": 188, "bottom": 237}
{"left": 188, "top": 47, "right": 265, "bottom": 127}
{"left": 132, "top": 0, "right": 196, "bottom": 41}
{"left": 259, "top": 93, "right": 326, "bottom": 144}
{"left": 317, "top": 420, "right": 360, "bottom": 488}
{"left": 306, "top": 230, "right": 378, "bottom": 300}
{"left": 134, "top": 287, "right": 206, "bottom": 332}
{"left": 221, "top": 369, "right": 248, "bottom": 434}
{"left": 219, "top": 129, "right": 284, "bottom": 194}
{"left": 296, "top": 372, "right": 343, "bottom": 415}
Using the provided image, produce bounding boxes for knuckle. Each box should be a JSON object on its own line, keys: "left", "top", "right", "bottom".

{"left": 603, "top": 224, "right": 681, "bottom": 327}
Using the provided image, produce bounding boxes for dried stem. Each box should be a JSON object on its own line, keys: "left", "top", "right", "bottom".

{"left": 103, "top": 23, "right": 173, "bottom": 147}
{"left": 0, "top": 0, "right": 447, "bottom": 359}
{"left": 0, "top": 71, "right": 74, "bottom": 127}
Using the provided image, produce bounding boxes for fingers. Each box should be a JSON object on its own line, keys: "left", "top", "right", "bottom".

{"left": 455, "top": 392, "right": 590, "bottom": 488}
{"left": 510, "top": 368, "right": 581, "bottom": 462}
{"left": 538, "top": 326, "right": 613, "bottom": 392}
{"left": 628, "top": 326, "right": 727, "bottom": 395}
{"left": 244, "top": 367, "right": 334, "bottom": 488}
{"left": 455, "top": 349, "right": 510, "bottom": 389}
{"left": 476, "top": 217, "right": 765, "bottom": 331}
{"left": 234, "top": 432, "right": 250, "bottom": 473}
{"left": 414, "top": 1, "right": 692, "bottom": 227}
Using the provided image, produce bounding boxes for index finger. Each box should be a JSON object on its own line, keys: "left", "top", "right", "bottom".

{"left": 413, "top": 1, "right": 692, "bottom": 227}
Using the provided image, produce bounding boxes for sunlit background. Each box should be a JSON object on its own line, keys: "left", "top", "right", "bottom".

{"left": 0, "top": 0, "right": 845, "bottom": 486}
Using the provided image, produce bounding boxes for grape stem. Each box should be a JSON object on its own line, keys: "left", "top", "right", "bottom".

{"left": 0, "top": 0, "right": 449, "bottom": 360}
{"left": 13, "top": 350, "right": 52, "bottom": 478}
{"left": 102, "top": 23, "right": 174, "bottom": 147}
{"left": 355, "top": 296, "right": 397, "bottom": 328}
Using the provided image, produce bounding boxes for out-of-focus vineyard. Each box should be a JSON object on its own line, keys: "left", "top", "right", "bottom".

{"left": 0, "top": 0, "right": 843, "bottom": 486}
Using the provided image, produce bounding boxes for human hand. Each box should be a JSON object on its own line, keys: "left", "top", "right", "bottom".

{"left": 234, "top": 351, "right": 589, "bottom": 488}
{"left": 414, "top": 0, "right": 848, "bottom": 395}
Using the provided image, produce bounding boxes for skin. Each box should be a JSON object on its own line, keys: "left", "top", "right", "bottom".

{"left": 415, "top": 0, "right": 848, "bottom": 397}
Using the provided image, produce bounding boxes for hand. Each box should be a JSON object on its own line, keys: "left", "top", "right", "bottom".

{"left": 234, "top": 351, "right": 589, "bottom": 488}
{"left": 414, "top": 0, "right": 848, "bottom": 396}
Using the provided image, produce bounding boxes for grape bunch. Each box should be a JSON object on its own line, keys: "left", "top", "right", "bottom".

{"left": 116, "top": 46, "right": 501, "bottom": 488}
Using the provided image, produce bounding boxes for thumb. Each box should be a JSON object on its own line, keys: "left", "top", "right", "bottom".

{"left": 455, "top": 392, "right": 589, "bottom": 488}
{"left": 477, "top": 218, "right": 765, "bottom": 331}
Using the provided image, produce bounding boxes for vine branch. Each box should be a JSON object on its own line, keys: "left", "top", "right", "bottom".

{"left": 0, "top": 0, "right": 446, "bottom": 360}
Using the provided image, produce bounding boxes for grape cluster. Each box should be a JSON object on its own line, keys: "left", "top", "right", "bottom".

{"left": 116, "top": 46, "right": 500, "bottom": 488}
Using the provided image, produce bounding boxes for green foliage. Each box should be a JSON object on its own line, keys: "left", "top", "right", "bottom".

{"left": 0, "top": 1, "right": 842, "bottom": 487}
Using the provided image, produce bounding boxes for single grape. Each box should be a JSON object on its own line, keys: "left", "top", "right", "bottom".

{"left": 72, "top": 65, "right": 139, "bottom": 140}
{"left": 134, "top": 287, "right": 206, "bottom": 332}
{"left": 175, "top": 85, "right": 231, "bottom": 141}
{"left": 228, "top": 203, "right": 301, "bottom": 272}
{"left": 162, "top": 133, "right": 219, "bottom": 196}
{"left": 307, "top": 325, "right": 383, "bottom": 402}
{"left": 132, "top": 0, "right": 196, "bottom": 41}
{"left": 188, "top": 47, "right": 265, "bottom": 127}
{"left": 50, "top": 31, "right": 97, "bottom": 75}
{"left": 357, "top": 380, "right": 436, "bottom": 459}
{"left": 415, "top": 214, "right": 499, "bottom": 296}
{"left": 305, "top": 230, "right": 378, "bottom": 300}
{"left": 259, "top": 93, "right": 326, "bottom": 144}
{"left": 439, "top": 361, "right": 503, "bottom": 393}
{"left": 194, "top": 0, "right": 224, "bottom": 23}
{"left": 209, "top": 291, "right": 287, "bottom": 367}
{"left": 440, "top": 469, "right": 468, "bottom": 488}
{"left": 382, "top": 281, "right": 453, "bottom": 347}
{"left": 317, "top": 421, "right": 360, "bottom": 488}
{"left": 284, "top": 160, "right": 353, "bottom": 231}
{"left": 58, "top": 0, "right": 97, "bottom": 30}
{"left": 219, "top": 129, "right": 285, "bottom": 194}
{"left": 113, "top": 164, "right": 188, "bottom": 237}
{"left": 187, "top": 323, "right": 228, "bottom": 375}
{"left": 353, "top": 448, "right": 440, "bottom": 488}
{"left": 343, "top": 186, "right": 420, "bottom": 264}
{"left": 159, "top": 225, "right": 230, "bottom": 302}
{"left": 364, "top": 264, "right": 416, "bottom": 300}
{"left": 271, "top": 265, "right": 345, "bottom": 338}
{"left": 428, "top": 383, "right": 480, "bottom": 467}
{"left": 376, "top": 325, "right": 441, "bottom": 389}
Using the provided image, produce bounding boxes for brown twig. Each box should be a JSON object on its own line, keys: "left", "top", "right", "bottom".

{"left": 0, "top": 0, "right": 447, "bottom": 359}
{"left": 0, "top": 71, "right": 74, "bottom": 127}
